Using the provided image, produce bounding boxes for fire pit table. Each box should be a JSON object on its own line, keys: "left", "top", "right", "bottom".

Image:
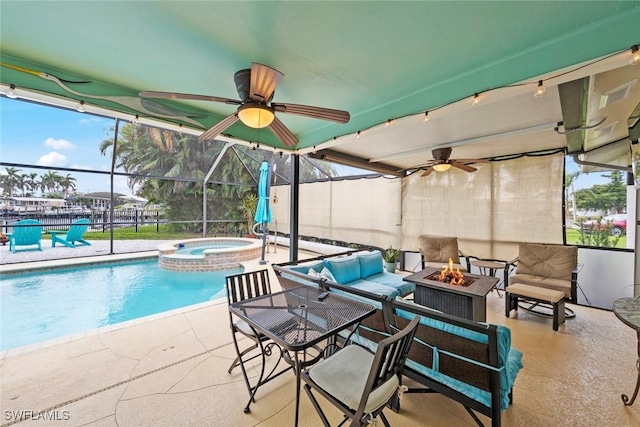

{"left": 403, "top": 267, "right": 499, "bottom": 322}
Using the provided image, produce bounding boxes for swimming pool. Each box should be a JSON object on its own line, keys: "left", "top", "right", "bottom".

{"left": 176, "top": 244, "right": 240, "bottom": 256}
{"left": 0, "top": 259, "right": 241, "bottom": 351}
{"left": 157, "top": 238, "right": 262, "bottom": 272}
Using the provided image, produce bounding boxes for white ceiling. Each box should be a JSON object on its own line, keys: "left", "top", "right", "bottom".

{"left": 311, "top": 52, "right": 640, "bottom": 174}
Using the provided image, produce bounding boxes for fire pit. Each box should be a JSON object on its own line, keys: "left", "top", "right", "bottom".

{"left": 424, "top": 258, "right": 476, "bottom": 286}
{"left": 403, "top": 263, "right": 499, "bottom": 322}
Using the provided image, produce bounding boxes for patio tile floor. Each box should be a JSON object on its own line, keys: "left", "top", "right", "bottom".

{"left": 1, "top": 248, "right": 639, "bottom": 426}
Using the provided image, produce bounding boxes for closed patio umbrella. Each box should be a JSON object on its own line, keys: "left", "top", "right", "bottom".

{"left": 255, "top": 161, "right": 272, "bottom": 264}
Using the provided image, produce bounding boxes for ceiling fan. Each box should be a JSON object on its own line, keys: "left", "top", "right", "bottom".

{"left": 139, "top": 63, "right": 350, "bottom": 147}
{"left": 420, "top": 148, "right": 489, "bottom": 176}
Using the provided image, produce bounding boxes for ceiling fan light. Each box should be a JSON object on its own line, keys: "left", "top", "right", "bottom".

{"left": 534, "top": 80, "right": 546, "bottom": 98}
{"left": 630, "top": 45, "right": 640, "bottom": 65}
{"left": 6, "top": 84, "right": 18, "bottom": 99}
{"left": 432, "top": 163, "right": 451, "bottom": 172}
{"left": 238, "top": 103, "right": 275, "bottom": 128}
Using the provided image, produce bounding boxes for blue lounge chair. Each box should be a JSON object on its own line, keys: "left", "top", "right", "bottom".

{"left": 50, "top": 218, "right": 91, "bottom": 248}
{"left": 8, "top": 219, "right": 43, "bottom": 253}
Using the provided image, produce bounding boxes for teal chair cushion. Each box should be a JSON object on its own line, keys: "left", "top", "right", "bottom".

{"left": 366, "top": 272, "right": 415, "bottom": 296}
{"left": 288, "top": 260, "right": 326, "bottom": 275}
{"left": 396, "top": 309, "right": 523, "bottom": 411}
{"left": 344, "top": 279, "right": 400, "bottom": 298}
{"left": 357, "top": 251, "right": 384, "bottom": 279}
{"left": 323, "top": 254, "right": 360, "bottom": 284}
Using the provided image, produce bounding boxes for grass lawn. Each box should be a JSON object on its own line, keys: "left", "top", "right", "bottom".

{"left": 565, "top": 228, "right": 627, "bottom": 248}
{"left": 41, "top": 224, "right": 204, "bottom": 241}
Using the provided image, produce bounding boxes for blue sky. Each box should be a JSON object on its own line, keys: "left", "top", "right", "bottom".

{"left": 0, "top": 98, "right": 134, "bottom": 194}
{"left": 565, "top": 157, "right": 611, "bottom": 191}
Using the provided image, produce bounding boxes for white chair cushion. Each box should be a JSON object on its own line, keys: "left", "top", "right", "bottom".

{"left": 235, "top": 318, "right": 260, "bottom": 336}
{"left": 308, "top": 345, "right": 399, "bottom": 413}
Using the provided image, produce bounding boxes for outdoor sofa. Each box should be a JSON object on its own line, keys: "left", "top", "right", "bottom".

{"left": 276, "top": 249, "right": 414, "bottom": 298}
{"left": 273, "top": 251, "right": 523, "bottom": 427}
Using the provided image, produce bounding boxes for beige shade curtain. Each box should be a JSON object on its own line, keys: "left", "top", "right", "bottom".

{"left": 401, "top": 152, "right": 565, "bottom": 260}
{"left": 270, "top": 177, "right": 402, "bottom": 249}
{"left": 270, "top": 152, "right": 564, "bottom": 260}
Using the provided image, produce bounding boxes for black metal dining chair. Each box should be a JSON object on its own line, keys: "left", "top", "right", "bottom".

{"left": 301, "top": 316, "right": 420, "bottom": 426}
{"left": 226, "top": 269, "right": 278, "bottom": 401}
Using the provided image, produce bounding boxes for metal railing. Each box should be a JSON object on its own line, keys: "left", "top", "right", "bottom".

{"left": 0, "top": 210, "right": 246, "bottom": 237}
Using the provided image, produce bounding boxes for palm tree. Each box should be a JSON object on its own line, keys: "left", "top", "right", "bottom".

{"left": 18, "top": 174, "right": 28, "bottom": 196}
{"left": 40, "top": 171, "right": 62, "bottom": 196}
{"left": 565, "top": 171, "right": 580, "bottom": 223}
{"left": 2, "top": 167, "right": 21, "bottom": 196}
{"left": 26, "top": 172, "right": 41, "bottom": 196}
{"left": 59, "top": 174, "right": 77, "bottom": 197}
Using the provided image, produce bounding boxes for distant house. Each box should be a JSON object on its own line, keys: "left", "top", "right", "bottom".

{"left": 77, "top": 192, "right": 123, "bottom": 211}
{"left": 0, "top": 193, "right": 150, "bottom": 215}
{"left": 1, "top": 196, "right": 66, "bottom": 213}
{"left": 118, "top": 194, "right": 148, "bottom": 209}
{"left": 72, "top": 192, "right": 148, "bottom": 211}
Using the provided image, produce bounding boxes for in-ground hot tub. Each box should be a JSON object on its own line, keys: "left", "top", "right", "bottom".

{"left": 157, "top": 238, "right": 262, "bottom": 272}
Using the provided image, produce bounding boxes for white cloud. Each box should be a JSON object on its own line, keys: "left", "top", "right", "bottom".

{"left": 44, "top": 137, "right": 75, "bottom": 150}
{"left": 37, "top": 152, "right": 67, "bottom": 167}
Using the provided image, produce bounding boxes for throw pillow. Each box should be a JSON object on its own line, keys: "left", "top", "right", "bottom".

{"left": 357, "top": 250, "right": 384, "bottom": 278}
{"left": 288, "top": 260, "right": 326, "bottom": 275}
{"left": 323, "top": 254, "right": 360, "bottom": 283}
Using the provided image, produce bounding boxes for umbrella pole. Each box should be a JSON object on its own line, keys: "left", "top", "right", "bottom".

{"left": 259, "top": 222, "right": 268, "bottom": 265}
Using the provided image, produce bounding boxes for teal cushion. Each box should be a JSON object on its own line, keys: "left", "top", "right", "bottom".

{"left": 357, "top": 251, "right": 384, "bottom": 278}
{"left": 324, "top": 255, "right": 360, "bottom": 284}
{"left": 280, "top": 272, "right": 320, "bottom": 289}
{"left": 288, "top": 260, "right": 325, "bottom": 275}
{"left": 345, "top": 279, "right": 400, "bottom": 298}
{"left": 366, "top": 272, "right": 415, "bottom": 296}
{"left": 396, "top": 309, "right": 523, "bottom": 410}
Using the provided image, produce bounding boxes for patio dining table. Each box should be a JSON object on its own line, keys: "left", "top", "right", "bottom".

{"left": 613, "top": 296, "right": 640, "bottom": 406}
{"left": 229, "top": 285, "right": 376, "bottom": 426}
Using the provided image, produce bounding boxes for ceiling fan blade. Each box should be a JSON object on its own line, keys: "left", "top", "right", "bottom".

{"left": 421, "top": 167, "right": 435, "bottom": 177}
{"left": 250, "top": 63, "right": 283, "bottom": 103}
{"left": 452, "top": 158, "right": 490, "bottom": 164}
{"left": 139, "top": 91, "right": 241, "bottom": 105}
{"left": 419, "top": 160, "right": 438, "bottom": 167}
{"left": 451, "top": 162, "right": 478, "bottom": 173}
{"left": 198, "top": 113, "right": 239, "bottom": 141}
{"left": 268, "top": 116, "right": 298, "bottom": 147}
{"left": 272, "top": 102, "right": 350, "bottom": 124}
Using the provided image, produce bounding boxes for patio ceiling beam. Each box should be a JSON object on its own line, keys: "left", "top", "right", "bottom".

{"left": 309, "top": 149, "right": 402, "bottom": 177}
{"left": 558, "top": 77, "right": 590, "bottom": 154}
{"left": 629, "top": 102, "right": 640, "bottom": 142}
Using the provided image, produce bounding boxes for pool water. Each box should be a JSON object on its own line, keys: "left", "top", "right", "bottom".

{"left": 0, "top": 259, "right": 241, "bottom": 351}
{"left": 176, "top": 244, "right": 241, "bottom": 256}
